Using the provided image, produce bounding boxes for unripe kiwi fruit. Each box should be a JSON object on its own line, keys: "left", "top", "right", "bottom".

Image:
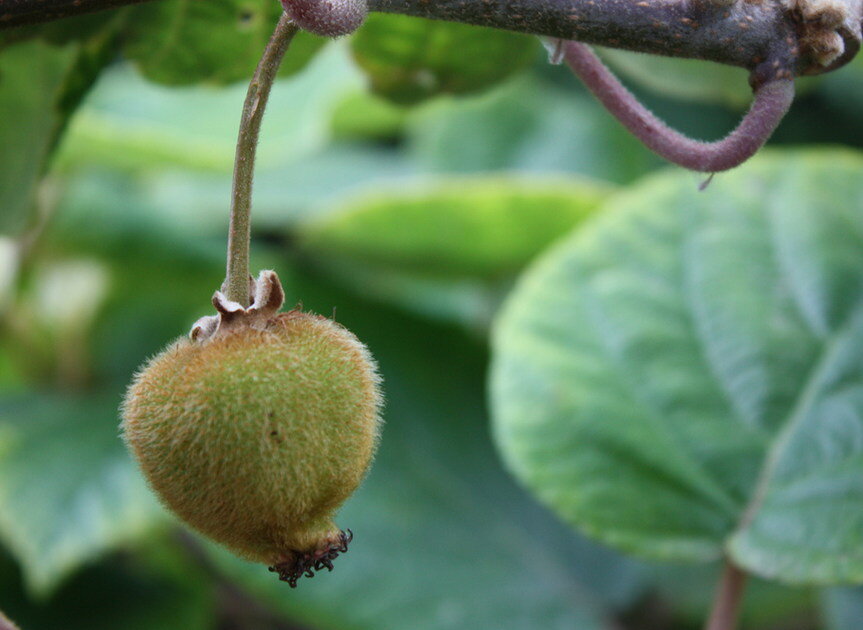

{"left": 281, "top": 0, "right": 367, "bottom": 37}
{"left": 121, "top": 271, "right": 381, "bottom": 586}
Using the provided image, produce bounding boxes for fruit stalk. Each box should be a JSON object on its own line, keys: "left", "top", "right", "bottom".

{"left": 225, "top": 12, "right": 299, "bottom": 306}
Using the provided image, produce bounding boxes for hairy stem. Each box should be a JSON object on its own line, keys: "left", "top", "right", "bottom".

{"left": 558, "top": 40, "right": 795, "bottom": 173}
{"left": 704, "top": 560, "right": 748, "bottom": 630}
{"left": 225, "top": 13, "right": 298, "bottom": 306}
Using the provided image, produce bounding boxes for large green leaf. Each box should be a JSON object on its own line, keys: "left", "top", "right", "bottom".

{"left": 351, "top": 14, "right": 538, "bottom": 104}
{"left": 491, "top": 149, "right": 863, "bottom": 585}
{"left": 0, "top": 394, "right": 164, "bottom": 595}
{"left": 123, "top": 0, "right": 325, "bottom": 85}
{"left": 300, "top": 177, "right": 612, "bottom": 278}
{"left": 205, "top": 281, "right": 644, "bottom": 630}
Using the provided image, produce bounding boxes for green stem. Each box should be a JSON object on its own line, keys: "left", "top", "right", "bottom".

{"left": 225, "top": 13, "right": 299, "bottom": 306}
{"left": 704, "top": 560, "right": 748, "bottom": 630}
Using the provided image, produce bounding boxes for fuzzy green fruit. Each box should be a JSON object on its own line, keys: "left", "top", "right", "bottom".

{"left": 121, "top": 271, "right": 381, "bottom": 586}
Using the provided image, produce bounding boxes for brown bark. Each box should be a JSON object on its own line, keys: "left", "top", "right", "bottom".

{"left": 0, "top": 0, "right": 861, "bottom": 78}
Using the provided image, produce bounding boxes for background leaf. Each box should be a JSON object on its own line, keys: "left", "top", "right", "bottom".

{"left": 295, "top": 176, "right": 612, "bottom": 332}
{"left": 0, "top": 394, "right": 164, "bottom": 595}
{"left": 0, "top": 40, "right": 88, "bottom": 236}
{"left": 405, "top": 75, "right": 668, "bottom": 184}
{"left": 0, "top": 13, "right": 122, "bottom": 49}
{"left": 491, "top": 149, "right": 863, "bottom": 584}
{"left": 597, "top": 49, "right": 753, "bottom": 107}
{"left": 299, "top": 176, "right": 612, "bottom": 277}
{"left": 822, "top": 586, "right": 863, "bottom": 629}
{"left": 351, "top": 14, "right": 538, "bottom": 104}
{"left": 56, "top": 44, "right": 363, "bottom": 175}
{"left": 592, "top": 50, "right": 836, "bottom": 109}
{"left": 329, "top": 90, "right": 408, "bottom": 141}
{"left": 123, "top": 0, "right": 325, "bottom": 85}
{"left": 0, "top": 543, "right": 214, "bottom": 629}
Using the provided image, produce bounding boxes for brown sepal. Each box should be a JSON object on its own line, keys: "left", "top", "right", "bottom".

{"left": 190, "top": 270, "right": 285, "bottom": 342}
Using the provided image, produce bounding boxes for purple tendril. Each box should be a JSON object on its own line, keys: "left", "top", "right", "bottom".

{"left": 556, "top": 40, "right": 795, "bottom": 174}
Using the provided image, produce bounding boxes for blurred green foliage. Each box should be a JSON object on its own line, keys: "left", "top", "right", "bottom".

{"left": 1, "top": 3, "right": 863, "bottom": 629}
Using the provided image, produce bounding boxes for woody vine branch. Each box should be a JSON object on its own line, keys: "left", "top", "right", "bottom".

{"left": 2, "top": 0, "right": 862, "bottom": 82}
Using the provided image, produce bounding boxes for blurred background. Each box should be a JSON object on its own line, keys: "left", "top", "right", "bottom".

{"left": 0, "top": 4, "right": 862, "bottom": 629}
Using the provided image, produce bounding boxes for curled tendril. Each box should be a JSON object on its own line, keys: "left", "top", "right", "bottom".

{"left": 552, "top": 39, "right": 796, "bottom": 175}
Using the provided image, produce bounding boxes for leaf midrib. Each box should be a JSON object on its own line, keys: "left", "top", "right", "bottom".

{"left": 732, "top": 301, "right": 863, "bottom": 538}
